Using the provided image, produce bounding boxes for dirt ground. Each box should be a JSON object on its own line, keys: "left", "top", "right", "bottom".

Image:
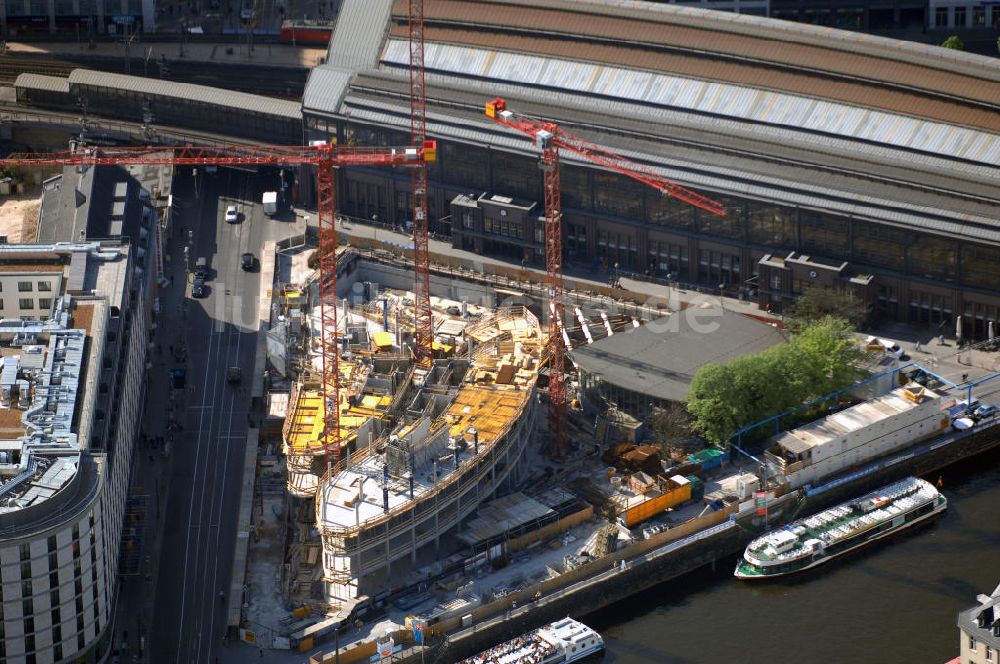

{"left": 0, "top": 191, "right": 42, "bottom": 242}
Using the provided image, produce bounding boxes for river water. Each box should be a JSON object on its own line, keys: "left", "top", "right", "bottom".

{"left": 589, "top": 445, "right": 1000, "bottom": 664}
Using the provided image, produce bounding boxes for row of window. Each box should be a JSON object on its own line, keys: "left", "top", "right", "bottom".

{"left": 2, "top": 280, "right": 53, "bottom": 292}
{"left": 968, "top": 635, "right": 994, "bottom": 661}
{"left": 0, "top": 298, "right": 53, "bottom": 310}
{"left": 3, "top": 0, "right": 141, "bottom": 16}
{"left": 935, "top": 4, "right": 999, "bottom": 28}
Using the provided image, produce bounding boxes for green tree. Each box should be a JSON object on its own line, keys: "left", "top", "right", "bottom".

{"left": 786, "top": 284, "right": 869, "bottom": 331}
{"left": 687, "top": 317, "right": 863, "bottom": 443}
{"left": 941, "top": 35, "right": 964, "bottom": 50}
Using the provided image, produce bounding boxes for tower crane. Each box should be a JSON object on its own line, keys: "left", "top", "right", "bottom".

{"left": 408, "top": 0, "right": 433, "bottom": 366}
{"left": 0, "top": 141, "right": 437, "bottom": 477}
{"left": 485, "top": 97, "right": 725, "bottom": 459}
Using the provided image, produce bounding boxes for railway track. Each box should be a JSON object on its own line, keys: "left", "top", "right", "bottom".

{"left": 0, "top": 56, "right": 76, "bottom": 83}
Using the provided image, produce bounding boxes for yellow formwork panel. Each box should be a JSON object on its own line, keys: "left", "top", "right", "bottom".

{"left": 445, "top": 387, "right": 527, "bottom": 444}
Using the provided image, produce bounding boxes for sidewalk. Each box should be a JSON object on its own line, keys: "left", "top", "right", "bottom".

{"left": 114, "top": 215, "right": 191, "bottom": 661}
{"left": 6, "top": 40, "right": 326, "bottom": 69}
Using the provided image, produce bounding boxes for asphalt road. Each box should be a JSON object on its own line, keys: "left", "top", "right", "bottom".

{"left": 149, "top": 167, "right": 273, "bottom": 664}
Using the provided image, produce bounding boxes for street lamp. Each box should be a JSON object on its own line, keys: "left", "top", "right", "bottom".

{"left": 719, "top": 283, "right": 725, "bottom": 311}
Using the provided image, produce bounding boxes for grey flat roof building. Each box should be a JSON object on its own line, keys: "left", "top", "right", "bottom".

{"left": 571, "top": 310, "right": 785, "bottom": 407}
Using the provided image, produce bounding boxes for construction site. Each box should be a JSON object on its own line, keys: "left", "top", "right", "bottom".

{"left": 241, "top": 232, "right": 774, "bottom": 651}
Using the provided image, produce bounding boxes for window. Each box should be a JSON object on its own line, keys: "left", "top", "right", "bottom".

{"left": 493, "top": 152, "right": 541, "bottom": 201}
{"left": 36, "top": 281, "right": 51, "bottom": 292}
{"left": 22, "top": 579, "right": 32, "bottom": 598}
{"left": 910, "top": 235, "right": 957, "bottom": 282}
{"left": 954, "top": 5, "right": 966, "bottom": 26}
{"left": 987, "top": 645, "right": 993, "bottom": 661}
{"left": 561, "top": 166, "right": 590, "bottom": 210}
{"left": 698, "top": 195, "right": 745, "bottom": 240}
{"left": 20, "top": 543, "right": 31, "bottom": 561}
{"left": 17, "top": 281, "right": 32, "bottom": 292}
{"left": 19, "top": 298, "right": 34, "bottom": 309}
{"left": 970, "top": 636, "right": 977, "bottom": 650}
{"left": 698, "top": 250, "right": 741, "bottom": 286}
{"left": 801, "top": 211, "right": 849, "bottom": 257}
{"left": 853, "top": 221, "right": 906, "bottom": 272}
{"left": 38, "top": 299, "right": 51, "bottom": 310}
{"left": 748, "top": 203, "right": 796, "bottom": 248}
{"left": 51, "top": 589, "right": 60, "bottom": 611}
{"left": 461, "top": 209, "right": 474, "bottom": 229}
{"left": 935, "top": 6, "right": 948, "bottom": 26}
{"left": 23, "top": 597, "right": 33, "bottom": 616}
{"left": 78, "top": 632, "right": 86, "bottom": 651}
{"left": 441, "top": 141, "right": 490, "bottom": 191}
{"left": 973, "top": 6, "right": 985, "bottom": 25}
{"left": 593, "top": 172, "right": 642, "bottom": 219}
{"left": 964, "top": 243, "right": 1000, "bottom": 289}
{"left": 648, "top": 192, "right": 694, "bottom": 230}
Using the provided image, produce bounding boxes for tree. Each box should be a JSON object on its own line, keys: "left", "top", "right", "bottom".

{"left": 941, "top": 35, "right": 964, "bottom": 50}
{"left": 649, "top": 402, "right": 698, "bottom": 455}
{"left": 786, "top": 284, "right": 869, "bottom": 331}
{"left": 687, "top": 316, "right": 863, "bottom": 444}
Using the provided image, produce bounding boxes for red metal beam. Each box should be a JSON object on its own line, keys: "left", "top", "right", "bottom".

{"left": 485, "top": 97, "right": 727, "bottom": 460}
{"left": 541, "top": 145, "right": 567, "bottom": 460}
{"left": 409, "top": 0, "right": 434, "bottom": 366}
{"left": 485, "top": 97, "right": 725, "bottom": 217}
{"left": 0, "top": 140, "right": 438, "bottom": 479}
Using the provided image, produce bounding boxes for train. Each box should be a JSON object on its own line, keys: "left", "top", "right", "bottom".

{"left": 278, "top": 19, "right": 336, "bottom": 45}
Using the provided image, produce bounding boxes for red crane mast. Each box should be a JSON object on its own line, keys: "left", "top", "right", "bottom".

{"left": 485, "top": 98, "right": 725, "bottom": 458}
{"left": 1, "top": 141, "right": 437, "bottom": 478}
{"left": 409, "top": 0, "right": 433, "bottom": 366}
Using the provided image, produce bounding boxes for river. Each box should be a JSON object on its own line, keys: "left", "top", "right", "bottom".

{"left": 589, "top": 445, "right": 1000, "bottom": 664}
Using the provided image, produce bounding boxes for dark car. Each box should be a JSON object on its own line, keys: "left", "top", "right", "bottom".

{"left": 241, "top": 252, "right": 256, "bottom": 272}
{"left": 192, "top": 277, "right": 208, "bottom": 298}
{"left": 194, "top": 262, "right": 210, "bottom": 280}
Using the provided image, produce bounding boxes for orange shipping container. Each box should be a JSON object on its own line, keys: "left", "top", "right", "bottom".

{"left": 621, "top": 477, "right": 692, "bottom": 527}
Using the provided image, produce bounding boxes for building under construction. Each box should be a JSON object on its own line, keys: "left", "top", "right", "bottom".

{"left": 282, "top": 292, "right": 543, "bottom": 603}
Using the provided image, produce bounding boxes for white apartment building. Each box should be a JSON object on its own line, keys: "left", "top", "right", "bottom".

{"left": 958, "top": 581, "right": 1000, "bottom": 664}
{"left": 0, "top": 240, "right": 153, "bottom": 664}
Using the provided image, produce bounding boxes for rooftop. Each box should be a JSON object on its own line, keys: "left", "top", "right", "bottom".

{"left": 0, "top": 243, "right": 129, "bottom": 518}
{"left": 310, "top": 0, "right": 1000, "bottom": 247}
{"left": 774, "top": 384, "right": 938, "bottom": 455}
{"left": 958, "top": 581, "right": 1000, "bottom": 650}
{"left": 570, "top": 310, "right": 785, "bottom": 403}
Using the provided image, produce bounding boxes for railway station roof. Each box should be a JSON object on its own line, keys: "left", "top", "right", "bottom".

{"left": 309, "top": 0, "right": 1000, "bottom": 240}
{"left": 68, "top": 70, "right": 302, "bottom": 120}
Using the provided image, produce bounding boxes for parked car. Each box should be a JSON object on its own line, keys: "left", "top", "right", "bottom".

{"left": 192, "top": 277, "right": 208, "bottom": 298}
{"left": 224, "top": 205, "right": 239, "bottom": 224}
{"left": 952, "top": 416, "right": 975, "bottom": 431}
{"left": 241, "top": 252, "right": 256, "bottom": 272}
{"left": 227, "top": 367, "right": 242, "bottom": 384}
{"left": 973, "top": 404, "right": 998, "bottom": 420}
{"left": 863, "top": 335, "right": 905, "bottom": 360}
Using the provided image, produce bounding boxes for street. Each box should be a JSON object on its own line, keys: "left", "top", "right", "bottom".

{"left": 133, "top": 167, "right": 274, "bottom": 664}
